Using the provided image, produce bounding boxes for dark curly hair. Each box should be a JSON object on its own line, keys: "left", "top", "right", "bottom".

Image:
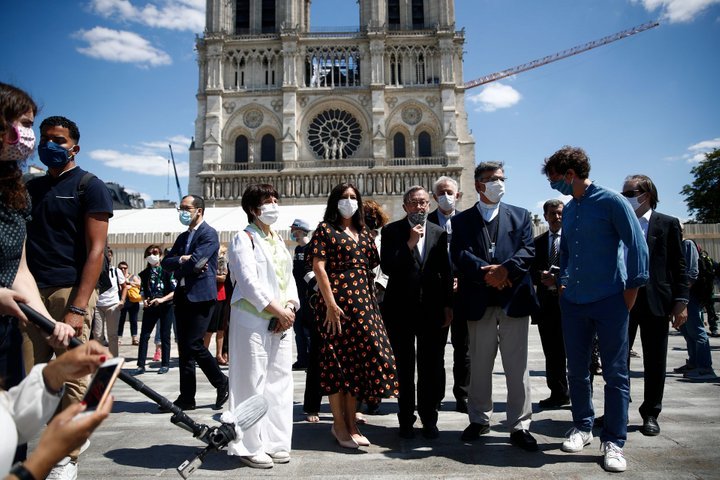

{"left": 542, "top": 146, "right": 591, "bottom": 180}
{"left": 324, "top": 182, "right": 365, "bottom": 232}
{"left": 241, "top": 183, "right": 279, "bottom": 223}
{"left": 0, "top": 82, "right": 38, "bottom": 211}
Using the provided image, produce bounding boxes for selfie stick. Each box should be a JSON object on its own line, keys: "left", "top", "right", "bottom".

{"left": 18, "top": 302, "right": 267, "bottom": 478}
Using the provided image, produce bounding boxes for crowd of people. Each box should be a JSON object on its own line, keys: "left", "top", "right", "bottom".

{"left": 2, "top": 79, "right": 719, "bottom": 479}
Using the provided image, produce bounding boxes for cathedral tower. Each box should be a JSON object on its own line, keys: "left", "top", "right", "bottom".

{"left": 190, "top": 0, "right": 475, "bottom": 217}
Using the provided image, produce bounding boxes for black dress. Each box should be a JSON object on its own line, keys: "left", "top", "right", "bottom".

{"left": 308, "top": 222, "right": 398, "bottom": 402}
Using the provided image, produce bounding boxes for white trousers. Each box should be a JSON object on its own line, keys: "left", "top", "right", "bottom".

{"left": 92, "top": 303, "right": 121, "bottom": 357}
{"left": 226, "top": 308, "right": 293, "bottom": 457}
{"left": 467, "top": 306, "right": 532, "bottom": 431}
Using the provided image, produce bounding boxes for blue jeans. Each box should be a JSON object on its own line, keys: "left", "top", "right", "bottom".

{"left": 560, "top": 292, "right": 630, "bottom": 447}
{"left": 679, "top": 295, "right": 713, "bottom": 369}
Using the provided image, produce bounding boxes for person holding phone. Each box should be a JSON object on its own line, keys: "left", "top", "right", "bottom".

{"left": 308, "top": 183, "right": 399, "bottom": 450}
{"left": 530, "top": 199, "right": 570, "bottom": 409}
{"left": 225, "top": 184, "right": 298, "bottom": 469}
{"left": 1, "top": 340, "right": 111, "bottom": 479}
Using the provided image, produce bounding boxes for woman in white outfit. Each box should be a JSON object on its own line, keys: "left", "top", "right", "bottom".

{"left": 226, "top": 183, "right": 299, "bottom": 469}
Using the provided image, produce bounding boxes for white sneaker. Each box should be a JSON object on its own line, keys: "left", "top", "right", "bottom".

{"left": 601, "top": 441, "right": 627, "bottom": 472}
{"left": 239, "top": 453, "right": 274, "bottom": 469}
{"left": 46, "top": 458, "right": 78, "bottom": 480}
{"left": 561, "top": 427, "right": 593, "bottom": 453}
{"left": 268, "top": 450, "right": 291, "bottom": 464}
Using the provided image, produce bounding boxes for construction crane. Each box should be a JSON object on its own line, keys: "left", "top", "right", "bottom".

{"left": 464, "top": 20, "right": 660, "bottom": 89}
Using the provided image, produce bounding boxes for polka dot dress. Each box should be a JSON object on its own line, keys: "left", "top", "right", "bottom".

{"left": 308, "top": 222, "right": 399, "bottom": 402}
{"left": 0, "top": 203, "right": 30, "bottom": 288}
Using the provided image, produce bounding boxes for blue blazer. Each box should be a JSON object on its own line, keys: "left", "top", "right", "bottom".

{"left": 450, "top": 202, "right": 538, "bottom": 321}
{"left": 161, "top": 220, "right": 219, "bottom": 303}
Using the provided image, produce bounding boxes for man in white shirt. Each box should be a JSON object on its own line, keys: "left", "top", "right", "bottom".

{"left": 91, "top": 248, "right": 126, "bottom": 357}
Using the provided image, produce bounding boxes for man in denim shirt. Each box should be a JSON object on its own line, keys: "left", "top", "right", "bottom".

{"left": 542, "top": 146, "right": 649, "bottom": 473}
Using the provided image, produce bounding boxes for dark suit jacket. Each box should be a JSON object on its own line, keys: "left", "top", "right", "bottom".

{"left": 450, "top": 202, "right": 538, "bottom": 321}
{"left": 530, "top": 230, "right": 560, "bottom": 325}
{"left": 381, "top": 218, "right": 453, "bottom": 329}
{"left": 161, "top": 220, "right": 219, "bottom": 302}
{"left": 640, "top": 211, "right": 689, "bottom": 317}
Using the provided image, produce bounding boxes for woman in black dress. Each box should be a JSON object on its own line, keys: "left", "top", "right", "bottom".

{"left": 308, "top": 183, "right": 398, "bottom": 449}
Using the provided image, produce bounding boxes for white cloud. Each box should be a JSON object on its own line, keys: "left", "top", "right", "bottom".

{"left": 76, "top": 27, "right": 171, "bottom": 66}
{"left": 631, "top": 0, "right": 720, "bottom": 23}
{"left": 676, "top": 136, "right": 720, "bottom": 163}
{"left": 467, "top": 83, "right": 522, "bottom": 112}
{"left": 89, "top": 136, "right": 190, "bottom": 177}
{"left": 90, "top": 0, "right": 205, "bottom": 32}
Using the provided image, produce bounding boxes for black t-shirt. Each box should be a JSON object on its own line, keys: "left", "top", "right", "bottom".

{"left": 26, "top": 167, "right": 113, "bottom": 289}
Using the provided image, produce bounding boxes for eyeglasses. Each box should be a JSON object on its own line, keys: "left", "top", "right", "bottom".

{"left": 177, "top": 206, "right": 196, "bottom": 212}
{"left": 406, "top": 200, "right": 429, "bottom": 207}
{"left": 621, "top": 190, "right": 643, "bottom": 198}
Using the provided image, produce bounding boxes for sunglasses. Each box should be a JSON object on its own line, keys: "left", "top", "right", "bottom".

{"left": 621, "top": 190, "right": 644, "bottom": 198}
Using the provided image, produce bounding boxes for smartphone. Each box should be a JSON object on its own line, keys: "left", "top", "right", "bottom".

{"left": 268, "top": 317, "right": 278, "bottom": 331}
{"left": 76, "top": 357, "right": 124, "bottom": 418}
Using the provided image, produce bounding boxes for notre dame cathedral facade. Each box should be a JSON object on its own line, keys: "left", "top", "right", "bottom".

{"left": 189, "top": 0, "right": 475, "bottom": 216}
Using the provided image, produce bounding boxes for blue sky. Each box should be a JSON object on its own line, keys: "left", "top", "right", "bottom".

{"left": 2, "top": 0, "right": 719, "bottom": 221}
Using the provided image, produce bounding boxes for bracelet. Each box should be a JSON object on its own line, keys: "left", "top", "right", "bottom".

{"left": 286, "top": 304, "right": 297, "bottom": 313}
{"left": 10, "top": 462, "right": 37, "bottom": 480}
{"left": 67, "top": 305, "right": 87, "bottom": 316}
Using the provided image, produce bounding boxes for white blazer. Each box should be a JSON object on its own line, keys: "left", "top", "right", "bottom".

{"left": 228, "top": 227, "right": 299, "bottom": 329}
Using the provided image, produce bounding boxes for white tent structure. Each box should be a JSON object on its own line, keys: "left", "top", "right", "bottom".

{"left": 109, "top": 205, "right": 327, "bottom": 273}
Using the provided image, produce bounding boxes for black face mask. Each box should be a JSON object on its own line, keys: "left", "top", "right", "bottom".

{"left": 365, "top": 217, "right": 378, "bottom": 230}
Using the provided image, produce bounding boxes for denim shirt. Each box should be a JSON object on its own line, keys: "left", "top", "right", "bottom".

{"left": 559, "top": 183, "right": 649, "bottom": 304}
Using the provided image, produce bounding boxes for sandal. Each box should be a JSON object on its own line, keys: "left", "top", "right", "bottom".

{"left": 306, "top": 413, "right": 320, "bottom": 423}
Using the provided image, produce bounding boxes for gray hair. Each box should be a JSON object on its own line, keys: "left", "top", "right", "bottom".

{"left": 432, "top": 176, "right": 458, "bottom": 195}
{"left": 403, "top": 185, "right": 427, "bottom": 204}
{"left": 474, "top": 161, "right": 504, "bottom": 180}
{"left": 542, "top": 199, "right": 564, "bottom": 214}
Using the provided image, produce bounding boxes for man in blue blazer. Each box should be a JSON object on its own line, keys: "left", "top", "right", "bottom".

{"left": 450, "top": 162, "right": 539, "bottom": 451}
{"left": 162, "top": 195, "right": 229, "bottom": 411}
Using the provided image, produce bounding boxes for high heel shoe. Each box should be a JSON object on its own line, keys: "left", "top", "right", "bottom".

{"left": 331, "top": 425, "right": 359, "bottom": 449}
{"left": 352, "top": 431, "right": 371, "bottom": 447}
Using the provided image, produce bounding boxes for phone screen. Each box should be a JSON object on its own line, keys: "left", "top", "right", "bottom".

{"left": 83, "top": 358, "right": 124, "bottom": 411}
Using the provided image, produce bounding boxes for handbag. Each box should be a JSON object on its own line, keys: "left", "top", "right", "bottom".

{"left": 127, "top": 285, "right": 142, "bottom": 303}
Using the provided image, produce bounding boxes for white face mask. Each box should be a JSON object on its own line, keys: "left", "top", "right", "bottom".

{"left": 257, "top": 203, "right": 279, "bottom": 226}
{"left": 338, "top": 198, "right": 358, "bottom": 219}
{"left": 482, "top": 180, "right": 505, "bottom": 204}
{"left": 1, "top": 124, "right": 35, "bottom": 162}
{"left": 146, "top": 254, "right": 160, "bottom": 266}
{"left": 437, "top": 193, "right": 456, "bottom": 212}
{"left": 626, "top": 195, "right": 642, "bottom": 212}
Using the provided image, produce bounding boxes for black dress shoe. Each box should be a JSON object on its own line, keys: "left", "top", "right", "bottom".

{"left": 214, "top": 381, "right": 230, "bottom": 410}
{"left": 460, "top": 422, "right": 490, "bottom": 441}
{"left": 538, "top": 396, "right": 570, "bottom": 409}
{"left": 455, "top": 397, "right": 468, "bottom": 413}
{"left": 594, "top": 415, "right": 604, "bottom": 427}
{"left": 160, "top": 397, "right": 196, "bottom": 412}
{"left": 641, "top": 416, "right": 660, "bottom": 436}
{"left": 399, "top": 424, "right": 416, "bottom": 439}
{"left": 510, "top": 430, "right": 538, "bottom": 452}
{"left": 131, "top": 366, "right": 146, "bottom": 376}
{"left": 422, "top": 425, "right": 440, "bottom": 439}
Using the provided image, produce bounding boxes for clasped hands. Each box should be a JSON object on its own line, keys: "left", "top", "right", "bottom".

{"left": 481, "top": 264, "right": 512, "bottom": 290}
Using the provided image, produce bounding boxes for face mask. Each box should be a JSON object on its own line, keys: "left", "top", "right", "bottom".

{"left": 338, "top": 198, "right": 358, "bottom": 219}
{"left": 437, "top": 193, "right": 455, "bottom": 212}
{"left": 146, "top": 254, "right": 160, "bottom": 266}
{"left": 408, "top": 211, "right": 427, "bottom": 226}
{"left": 626, "top": 195, "right": 642, "bottom": 212}
{"left": 482, "top": 180, "right": 505, "bottom": 203}
{"left": 38, "top": 141, "right": 73, "bottom": 168}
{"left": 550, "top": 178, "right": 574, "bottom": 196}
{"left": 179, "top": 210, "right": 193, "bottom": 226}
{"left": 257, "top": 203, "right": 279, "bottom": 225}
{"left": 1, "top": 125, "right": 35, "bottom": 162}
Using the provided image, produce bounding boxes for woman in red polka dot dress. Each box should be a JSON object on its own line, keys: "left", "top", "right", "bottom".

{"left": 309, "top": 182, "right": 399, "bottom": 449}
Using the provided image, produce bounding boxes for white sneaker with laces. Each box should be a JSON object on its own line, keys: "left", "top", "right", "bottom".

{"left": 268, "top": 450, "right": 291, "bottom": 463}
{"left": 601, "top": 441, "right": 627, "bottom": 472}
{"left": 561, "top": 427, "right": 593, "bottom": 452}
{"left": 239, "top": 452, "right": 274, "bottom": 469}
{"left": 46, "top": 457, "right": 78, "bottom": 480}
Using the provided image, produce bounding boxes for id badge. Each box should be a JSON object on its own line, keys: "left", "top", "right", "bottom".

{"left": 488, "top": 242, "right": 496, "bottom": 258}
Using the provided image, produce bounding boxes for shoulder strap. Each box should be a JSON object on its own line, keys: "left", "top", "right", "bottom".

{"left": 245, "top": 229, "right": 255, "bottom": 249}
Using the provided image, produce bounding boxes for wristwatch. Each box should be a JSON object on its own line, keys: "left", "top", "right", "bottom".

{"left": 10, "top": 462, "right": 36, "bottom": 480}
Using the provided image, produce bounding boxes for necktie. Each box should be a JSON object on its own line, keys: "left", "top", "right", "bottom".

{"left": 549, "top": 233, "right": 560, "bottom": 268}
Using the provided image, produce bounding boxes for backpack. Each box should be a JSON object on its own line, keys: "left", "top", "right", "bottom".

{"left": 79, "top": 172, "right": 113, "bottom": 294}
{"left": 694, "top": 250, "right": 716, "bottom": 299}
